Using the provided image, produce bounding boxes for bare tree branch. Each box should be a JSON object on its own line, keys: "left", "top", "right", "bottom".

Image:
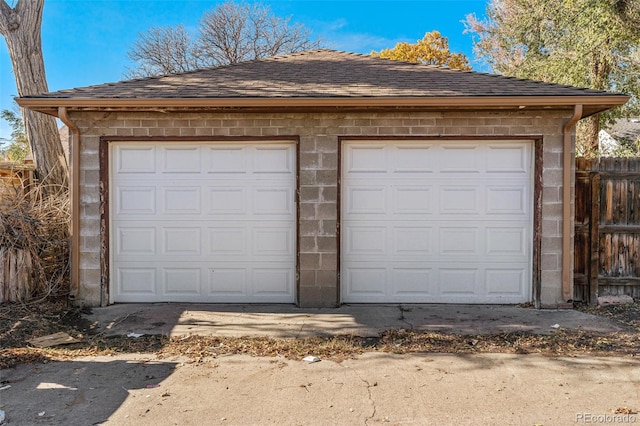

{"left": 125, "top": 24, "right": 202, "bottom": 78}
{"left": 127, "top": 1, "right": 321, "bottom": 77}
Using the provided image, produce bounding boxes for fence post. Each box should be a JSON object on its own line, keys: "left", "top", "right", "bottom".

{"left": 589, "top": 169, "right": 600, "bottom": 305}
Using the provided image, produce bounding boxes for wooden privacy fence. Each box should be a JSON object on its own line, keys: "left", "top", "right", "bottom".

{"left": 0, "top": 161, "right": 35, "bottom": 202}
{"left": 575, "top": 158, "right": 640, "bottom": 304}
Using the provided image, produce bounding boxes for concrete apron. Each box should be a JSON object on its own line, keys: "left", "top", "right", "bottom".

{"left": 85, "top": 304, "right": 626, "bottom": 338}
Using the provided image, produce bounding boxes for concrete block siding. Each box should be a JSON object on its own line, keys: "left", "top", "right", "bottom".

{"left": 71, "top": 109, "right": 571, "bottom": 307}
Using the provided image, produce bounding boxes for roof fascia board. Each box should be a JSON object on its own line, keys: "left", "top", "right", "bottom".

{"left": 17, "top": 95, "right": 629, "bottom": 108}
{"left": 16, "top": 95, "right": 630, "bottom": 117}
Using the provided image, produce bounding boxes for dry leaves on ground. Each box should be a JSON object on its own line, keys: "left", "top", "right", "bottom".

{"left": 1, "top": 299, "right": 639, "bottom": 369}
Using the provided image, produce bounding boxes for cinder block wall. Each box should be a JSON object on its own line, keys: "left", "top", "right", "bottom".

{"left": 71, "top": 110, "right": 571, "bottom": 307}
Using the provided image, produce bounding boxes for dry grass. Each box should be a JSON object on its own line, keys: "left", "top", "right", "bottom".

{"left": 576, "top": 302, "right": 640, "bottom": 329}
{"left": 1, "top": 299, "right": 640, "bottom": 369}
{"left": 0, "top": 182, "right": 70, "bottom": 302}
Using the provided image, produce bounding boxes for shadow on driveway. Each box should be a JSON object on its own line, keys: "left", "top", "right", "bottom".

{"left": 1, "top": 355, "right": 177, "bottom": 425}
{"left": 1, "top": 303, "right": 636, "bottom": 425}
{"left": 85, "top": 303, "right": 628, "bottom": 339}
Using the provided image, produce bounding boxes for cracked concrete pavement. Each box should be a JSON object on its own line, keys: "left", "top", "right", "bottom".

{"left": 2, "top": 352, "right": 639, "bottom": 425}
{"left": 1, "top": 304, "right": 638, "bottom": 425}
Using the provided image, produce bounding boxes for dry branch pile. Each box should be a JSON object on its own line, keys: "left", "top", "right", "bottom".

{"left": 0, "top": 182, "right": 70, "bottom": 302}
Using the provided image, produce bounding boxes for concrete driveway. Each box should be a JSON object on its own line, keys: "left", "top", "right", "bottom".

{"left": 1, "top": 304, "right": 637, "bottom": 425}
{"left": 84, "top": 303, "right": 626, "bottom": 338}
{"left": 2, "top": 352, "right": 639, "bottom": 425}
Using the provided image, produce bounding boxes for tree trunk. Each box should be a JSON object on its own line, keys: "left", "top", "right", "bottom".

{"left": 0, "top": 0, "right": 68, "bottom": 189}
{"left": 576, "top": 115, "right": 601, "bottom": 158}
{"left": 577, "top": 47, "right": 610, "bottom": 158}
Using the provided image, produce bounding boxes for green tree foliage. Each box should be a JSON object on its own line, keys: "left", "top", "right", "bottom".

{"left": 464, "top": 0, "right": 640, "bottom": 156}
{"left": 0, "top": 109, "right": 29, "bottom": 162}
{"left": 126, "top": 1, "right": 321, "bottom": 78}
{"left": 371, "top": 31, "right": 472, "bottom": 70}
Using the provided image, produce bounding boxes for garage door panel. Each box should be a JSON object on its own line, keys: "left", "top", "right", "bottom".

{"left": 345, "top": 145, "right": 387, "bottom": 173}
{"left": 345, "top": 268, "right": 387, "bottom": 296}
{"left": 162, "top": 227, "right": 201, "bottom": 255}
{"left": 439, "top": 227, "right": 479, "bottom": 254}
{"left": 393, "top": 227, "right": 433, "bottom": 254}
{"left": 253, "top": 268, "right": 293, "bottom": 295}
{"left": 392, "top": 146, "right": 434, "bottom": 172}
{"left": 438, "top": 268, "right": 480, "bottom": 295}
{"left": 486, "top": 186, "right": 527, "bottom": 215}
{"left": 207, "top": 187, "right": 246, "bottom": 215}
{"left": 342, "top": 262, "right": 530, "bottom": 302}
{"left": 392, "top": 187, "right": 433, "bottom": 214}
{"left": 253, "top": 146, "right": 294, "bottom": 173}
{"left": 439, "top": 145, "right": 480, "bottom": 172}
{"left": 161, "top": 146, "right": 201, "bottom": 173}
{"left": 116, "top": 227, "right": 156, "bottom": 255}
{"left": 345, "top": 226, "right": 386, "bottom": 255}
{"left": 207, "top": 146, "right": 247, "bottom": 173}
{"left": 486, "top": 145, "right": 529, "bottom": 173}
{"left": 163, "top": 268, "right": 201, "bottom": 295}
{"left": 392, "top": 268, "right": 434, "bottom": 295}
{"left": 208, "top": 268, "right": 247, "bottom": 296}
{"left": 439, "top": 186, "right": 479, "bottom": 214}
{"left": 111, "top": 141, "right": 296, "bottom": 303}
{"left": 485, "top": 269, "right": 526, "bottom": 296}
{"left": 117, "top": 267, "right": 157, "bottom": 295}
{"left": 161, "top": 186, "right": 201, "bottom": 214}
{"left": 208, "top": 228, "right": 247, "bottom": 255}
{"left": 342, "top": 139, "right": 532, "bottom": 304}
{"left": 253, "top": 227, "right": 294, "bottom": 256}
{"left": 486, "top": 227, "right": 526, "bottom": 256}
{"left": 345, "top": 187, "right": 386, "bottom": 214}
{"left": 116, "top": 186, "right": 156, "bottom": 215}
{"left": 253, "top": 188, "right": 294, "bottom": 215}
{"left": 115, "top": 146, "right": 156, "bottom": 174}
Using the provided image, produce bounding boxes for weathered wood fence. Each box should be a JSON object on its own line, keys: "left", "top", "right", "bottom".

{"left": 0, "top": 161, "right": 35, "bottom": 201}
{"left": 0, "top": 162, "right": 36, "bottom": 302}
{"left": 0, "top": 248, "right": 34, "bottom": 302}
{"left": 575, "top": 158, "right": 640, "bottom": 304}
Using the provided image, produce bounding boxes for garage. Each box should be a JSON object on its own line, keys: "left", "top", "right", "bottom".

{"left": 18, "top": 49, "right": 630, "bottom": 307}
{"left": 109, "top": 141, "right": 297, "bottom": 303}
{"left": 341, "top": 139, "right": 533, "bottom": 303}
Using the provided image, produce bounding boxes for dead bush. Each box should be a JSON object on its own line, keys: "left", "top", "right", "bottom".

{"left": 0, "top": 181, "right": 70, "bottom": 302}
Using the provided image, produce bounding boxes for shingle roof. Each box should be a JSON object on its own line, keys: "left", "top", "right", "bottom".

{"left": 609, "top": 118, "right": 640, "bottom": 142}
{"left": 27, "top": 49, "right": 617, "bottom": 99}
{"left": 18, "top": 49, "right": 629, "bottom": 118}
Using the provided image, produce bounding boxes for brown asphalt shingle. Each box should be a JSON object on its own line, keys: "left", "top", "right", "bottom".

{"left": 24, "top": 49, "right": 617, "bottom": 100}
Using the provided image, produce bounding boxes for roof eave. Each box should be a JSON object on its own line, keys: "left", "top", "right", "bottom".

{"left": 16, "top": 95, "right": 630, "bottom": 118}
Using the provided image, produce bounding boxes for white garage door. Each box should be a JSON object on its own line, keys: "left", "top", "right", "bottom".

{"left": 341, "top": 140, "right": 533, "bottom": 304}
{"left": 110, "top": 141, "right": 296, "bottom": 303}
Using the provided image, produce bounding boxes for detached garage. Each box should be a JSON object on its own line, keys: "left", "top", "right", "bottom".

{"left": 18, "top": 49, "right": 628, "bottom": 308}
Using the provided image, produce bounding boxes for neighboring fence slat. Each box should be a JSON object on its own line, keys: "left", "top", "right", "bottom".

{"left": 590, "top": 171, "right": 600, "bottom": 304}
{"left": 575, "top": 157, "right": 640, "bottom": 304}
{"left": 0, "top": 162, "right": 35, "bottom": 202}
{"left": 0, "top": 247, "right": 34, "bottom": 303}
{"left": 573, "top": 161, "right": 591, "bottom": 302}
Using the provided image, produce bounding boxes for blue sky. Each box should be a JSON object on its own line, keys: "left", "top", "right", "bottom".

{"left": 0, "top": 0, "right": 488, "bottom": 140}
